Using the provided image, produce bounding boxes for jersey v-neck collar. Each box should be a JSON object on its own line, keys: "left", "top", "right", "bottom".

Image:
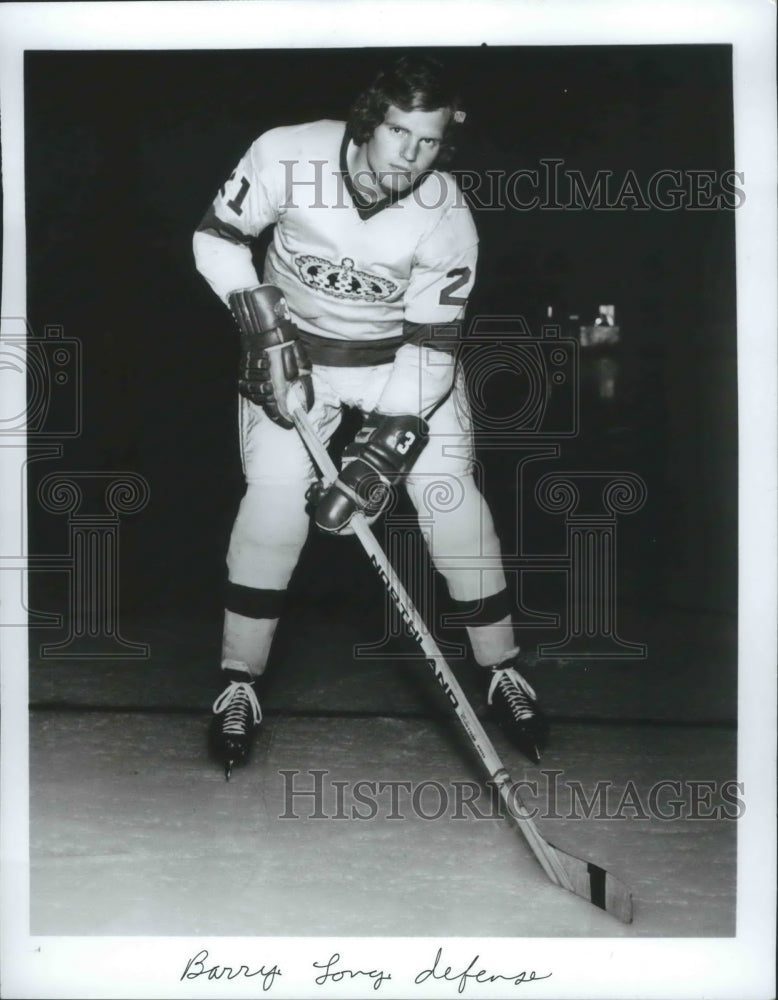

{"left": 340, "top": 125, "right": 431, "bottom": 221}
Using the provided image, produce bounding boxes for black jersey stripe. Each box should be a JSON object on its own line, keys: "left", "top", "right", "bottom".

{"left": 403, "top": 320, "right": 462, "bottom": 354}
{"left": 296, "top": 329, "right": 405, "bottom": 366}
{"left": 295, "top": 320, "right": 462, "bottom": 367}
{"left": 196, "top": 205, "right": 253, "bottom": 246}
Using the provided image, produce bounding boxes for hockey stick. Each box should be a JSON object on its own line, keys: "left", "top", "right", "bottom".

{"left": 289, "top": 397, "right": 633, "bottom": 924}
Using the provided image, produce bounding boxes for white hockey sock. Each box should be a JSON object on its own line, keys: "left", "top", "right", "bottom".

{"left": 221, "top": 610, "right": 279, "bottom": 678}
{"left": 466, "top": 614, "right": 516, "bottom": 667}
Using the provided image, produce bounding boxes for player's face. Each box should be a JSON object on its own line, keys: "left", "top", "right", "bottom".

{"left": 365, "top": 104, "right": 450, "bottom": 194}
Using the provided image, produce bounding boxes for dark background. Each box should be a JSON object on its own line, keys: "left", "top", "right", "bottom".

{"left": 24, "top": 45, "right": 737, "bottom": 642}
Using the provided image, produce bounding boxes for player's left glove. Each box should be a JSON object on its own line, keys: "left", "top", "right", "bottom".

{"left": 312, "top": 411, "right": 429, "bottom": 534}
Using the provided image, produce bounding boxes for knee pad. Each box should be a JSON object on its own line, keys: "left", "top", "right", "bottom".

{"left": 227, "top": 482, "right": 310, "bottom": 590}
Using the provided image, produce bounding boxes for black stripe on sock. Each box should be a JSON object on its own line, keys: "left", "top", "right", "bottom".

{"left": 448, "top": 587, "right": 511, "bottom": 625}
{"left": 225, "top": 582, "right": 286, "bottom": 619}
{"left": 587, "top": 862, "right": 607, "bottom": 910}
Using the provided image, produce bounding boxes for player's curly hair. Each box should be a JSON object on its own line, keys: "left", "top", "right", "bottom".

{"left": 348, "top": 54, "right": 465, "bottom": 167}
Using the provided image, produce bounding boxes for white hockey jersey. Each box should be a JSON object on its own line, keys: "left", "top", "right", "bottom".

{"left": 193, "top": 120, "right": 478, "bottom": 362}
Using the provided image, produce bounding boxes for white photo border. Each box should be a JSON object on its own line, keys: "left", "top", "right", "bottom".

{"left": 1, "top": 1, "right": 775, "bottom": 998}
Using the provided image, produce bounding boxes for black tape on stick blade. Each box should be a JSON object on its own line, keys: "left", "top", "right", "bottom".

{"left": 587, "top": 863, "right": 607, "bottom": 910}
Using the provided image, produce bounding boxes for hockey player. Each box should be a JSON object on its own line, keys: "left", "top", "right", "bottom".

{"left": 193, "top": 55, "right": 548, "bottom": 776}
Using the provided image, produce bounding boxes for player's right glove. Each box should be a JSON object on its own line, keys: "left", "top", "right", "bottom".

{"left": 228, "top": 285, "right": 314, "bottom": 429}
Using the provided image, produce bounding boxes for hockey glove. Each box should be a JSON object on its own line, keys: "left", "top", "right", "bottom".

{"left": 228, "top": 285, "right": 314, "bottom": 429}
{"left": 313, "top": 412, "right": 429, "bottom": 534}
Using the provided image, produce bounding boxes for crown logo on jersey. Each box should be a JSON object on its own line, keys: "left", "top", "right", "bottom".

{"left": 295, "top": 255, "right": 397, "bottom": 302}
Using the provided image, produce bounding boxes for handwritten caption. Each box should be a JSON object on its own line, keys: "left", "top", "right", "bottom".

{"left": 180, "top": 947, "right": 552, "bottom": 993}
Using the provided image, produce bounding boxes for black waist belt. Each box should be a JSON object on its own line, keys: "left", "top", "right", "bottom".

{"left": 296, "top": 330, "right": 405, "bottom": 367}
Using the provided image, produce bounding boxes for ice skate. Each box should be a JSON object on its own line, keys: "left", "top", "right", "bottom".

{"left": 210, "top": 667, "right": 263, "bottom": 779}
{"left": 486, "top": 652, "right": 548, "bottom": 764}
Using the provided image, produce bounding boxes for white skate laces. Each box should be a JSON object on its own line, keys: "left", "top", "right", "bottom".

{"left": 212, "top": 679, "right": 263, "bottom": 733}
{"left": 487, "top": 665, "right": 538, "bottom": 721}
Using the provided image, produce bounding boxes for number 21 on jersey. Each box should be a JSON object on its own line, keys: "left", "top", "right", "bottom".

{"left": 439, "top": 267, "right": 472, "bottom": 306}
{"left": 220, "top": 172, "right": 251, "bottom": 216}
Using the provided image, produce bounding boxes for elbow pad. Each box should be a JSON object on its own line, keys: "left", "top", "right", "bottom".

{"left": 376, "top": 342, "right": 456, "bottom": 417}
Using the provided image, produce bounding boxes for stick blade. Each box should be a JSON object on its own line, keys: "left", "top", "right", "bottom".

{"left": 549, "top": 842, "right": 634, "bottom": 923}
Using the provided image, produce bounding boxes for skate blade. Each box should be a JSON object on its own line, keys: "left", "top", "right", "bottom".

{"left": 512, "top": 732, "right": 544, "bottom": 765}
{"left": 524, "top": 744, "right": 541, "bottom": 765}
